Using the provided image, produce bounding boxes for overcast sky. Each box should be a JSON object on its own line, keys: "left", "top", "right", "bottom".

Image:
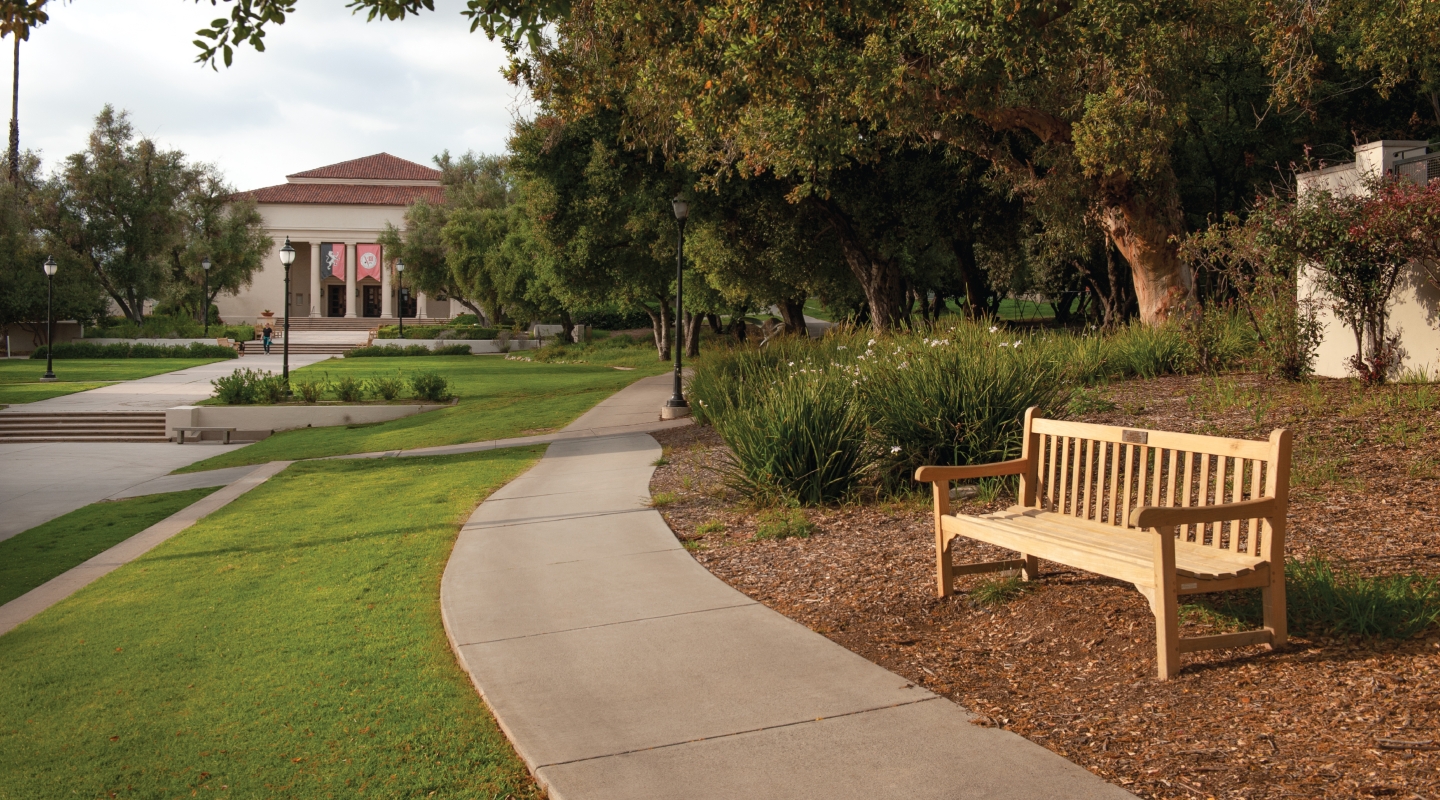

{"left": 13, "top": 0, "right": 525, "bottom": 190}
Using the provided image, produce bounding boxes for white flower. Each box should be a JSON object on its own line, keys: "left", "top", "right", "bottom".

{"left": 989, "top": 326, "right": 999, "bottom": 333}
{"left": 1012, "top": 340, "right": 1022, "bottom": 348}
{"left": 867, "top": 338, "right": 876, "bottom": 346}
{"left": 788, "top": 361, "right": 795, "bottom": 367}
{"left": 890, "top": 445, "right": 902, "bottom": 454}
{"left": 898, "top": 361, "right": 909, "bottom": 369}
{"left": 998, "top": 342, "right": 1009, "bottom": 348}
{"left": 836, "top": 345, "right": 847, "bottom": 350}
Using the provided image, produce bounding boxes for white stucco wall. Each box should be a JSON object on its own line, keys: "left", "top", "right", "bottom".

{"left": 1295, "top": 140, "right": 1440, "bottom": 379}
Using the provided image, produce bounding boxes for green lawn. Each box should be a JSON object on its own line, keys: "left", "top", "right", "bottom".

{"left": 0, "top": 488, "right": 219, "bottom": 606}
{"left": 178, "top": 355, "right": 664, "bottom": 472}
{"left": 0, "top": 449, "right": 542, "bottom": 800}
{"left": 0, "top": 358, "right": 223, "bottom": 405}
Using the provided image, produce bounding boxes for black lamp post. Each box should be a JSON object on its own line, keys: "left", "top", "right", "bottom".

{"left": 279, "top": 237, "right": 295, "bottom": 390}
{"left": 40, "top": 255, "right": 56, "bottom": 382}
{"left": 395, "top": 259, "right": 405, "bottom": 339}
{"left": 201, "top": 256, "right": 211, "bottom": 337}
{"left": 664, "top": 195, "right": 690, "bottom": 418}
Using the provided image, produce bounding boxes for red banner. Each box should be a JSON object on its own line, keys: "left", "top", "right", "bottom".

{"left": 357, "top": 244, "right": 382, "bottom": 282}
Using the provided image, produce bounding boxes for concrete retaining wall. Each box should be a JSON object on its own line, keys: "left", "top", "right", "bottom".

{"left": 165, "top": 402, "right": 447, "bottom": 440}
{"left": 369, "top": 338, "right": 542, "bottom": 354}
{"left": 87, "top": 338, "right": 236, "bottom": 347}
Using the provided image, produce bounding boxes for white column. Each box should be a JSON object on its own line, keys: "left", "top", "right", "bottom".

{"left": 417, "top": 290, "right": 429, "bottom": 319}
{"left": 380, "top": 251, "right": 393, "bottom": 319}
{"left": 309, "top": 242, "right": 321, "bottom": 318}
{"left": 344, "top": 242, "right": 357, "bottom": 318}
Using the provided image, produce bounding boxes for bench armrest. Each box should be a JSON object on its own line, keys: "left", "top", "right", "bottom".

{"left": 1134, "top": 497, "right": 1281, "bottom": 530}
{"left": 914, "top": 458, "right": 1029, "bottom": 484}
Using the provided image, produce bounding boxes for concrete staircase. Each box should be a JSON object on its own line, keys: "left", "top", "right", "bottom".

{"left": 0, "top": 411, "right": 170, "bottom": 442}
{"left": 242, "top": 341, "right": 357, "bottom": 357}
{"left": 282, "top": 317, "right": 382, "bottom": 332}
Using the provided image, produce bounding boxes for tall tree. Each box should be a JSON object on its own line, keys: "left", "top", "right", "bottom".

{"left": 161, "top": 165, "right": 272, "bottom": 319}
{"left": 41, "top": 106, "right": 267, "bottom": 324}
{"left": 0, "top": 0, "right": 48, "bottom": 183}
{"left": 0, "top": 152, "right": 108, "bottom": 345}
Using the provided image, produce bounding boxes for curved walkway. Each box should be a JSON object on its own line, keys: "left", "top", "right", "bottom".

{"left": 441, "top": 436, "right": 1136, "bottom": 797}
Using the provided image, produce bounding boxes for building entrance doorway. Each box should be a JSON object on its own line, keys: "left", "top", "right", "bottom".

{"left": 362, "top": 285, "right": 381, "bottom": 317}
{"left": 327, "top": 285, "right": 345, "bottom": 317}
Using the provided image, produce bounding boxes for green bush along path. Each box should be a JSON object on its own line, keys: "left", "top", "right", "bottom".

{"left": 179, "top": 355, "right": 664, "bottom": 472}
{"left": 0, "top": 358, "right": 224, "bottom": 406}
{"left": 0, "top": 450, "right": 543, "bottom": 800}
{"left": 0, "top": 488, "right": 219, "bottom": 606}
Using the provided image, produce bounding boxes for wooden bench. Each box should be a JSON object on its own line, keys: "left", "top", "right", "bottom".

{"left": 175, "top": 426, "right": 237, "bottom": 444}
{"left": 914, "top": 408, "right": 1292, "bottom": 679}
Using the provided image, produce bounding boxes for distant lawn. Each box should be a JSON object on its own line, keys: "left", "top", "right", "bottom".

{"left": 0, "top": 488, "right": 218, "bottom": 606}
{"left": 0, "top": 449, "right": 542, "bottom": 799}
{"left": 177, "top": 355, "right": 664, "bottom": 472}
{"left": 0, "top": 358, "right": 222, "bottom": 405}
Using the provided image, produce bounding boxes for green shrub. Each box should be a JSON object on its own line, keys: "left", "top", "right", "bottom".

{"left": 293, "top": 376, "right": 328, "bottom": 404}
{"left": 345, "top": 344, "right": 472, "bottom": 357}
{"left": 714, "top": 367, "right": 868, "bottom": 505}
{"left": 211, "top": 368, "right": 263, "bottom": 404}
{"left": 373, "top": 325, "right": 498, "bottom": 340}
{"left": 449, "top": 313, "right": 481, "bottom": 325}
{"left": 753, "top": 508, "right": 815, "bottom": 540}
{"left": 409, "top": 371, "right": 451, "bottom": 402}
{"left": 334, "top": 376, "right": 366, "bottom": 403}
{"left": 83, "top": 314, "right": 255, "bottom": 342}
{"left": 33, "top": 342, "right": 237, "bottom": 360}
{"left": 1108, "top": 322, "right": 1195, "bottom": 379}
{"left": 366, "top": 373, "right": 404, "bottom": 401}
{"left": 255, "top": 373, "right": 289, "bottom": 404}
{"left": 856, "top": 324, "right": 1070, "bottom": 487}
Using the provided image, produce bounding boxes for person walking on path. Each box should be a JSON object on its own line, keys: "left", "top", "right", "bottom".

{"left": 262, "top": 324, "right": 273, "bottom": 355}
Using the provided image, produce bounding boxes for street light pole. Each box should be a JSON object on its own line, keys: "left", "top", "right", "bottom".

{"left": 279, "top": 238, "right": 296, "bottom": 392}
{"left": 663, "top": 195, "right": 690, "bottom": 419}
{"left": 201, "top": 256, "right": 211, "bottom": 337}
{"left": 40, "top": 255, "right": 56, "bottom": 382}
{"left": 395, "top": 259, "right": 405, "bottom": 339}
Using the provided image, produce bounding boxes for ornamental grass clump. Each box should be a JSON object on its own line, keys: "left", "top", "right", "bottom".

{"left": 712, "top": 365, "right": 868, "bottom": 505}
{"left": 857, "top": 323, "right": 1070, "bottom": 487}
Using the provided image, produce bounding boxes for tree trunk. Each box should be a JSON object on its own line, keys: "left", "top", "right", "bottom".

{"left": 952, "top": 238, "right": 991, "bottom": 319}
{"left": 558, "top": 308, "right": 575, "bottom": 343}
{"left": 777, "top": 296, "right": 808, "bottom": 336}
{"left": 1097, "top": 183, "right": 1195, "bottom": 325}
{"left": 818, "top": 199, "right": 904, "bottom": 332}
{"left": 645, "top": 300, "right": 671, "bottom": 360}
{"left": 684, "top": 311, "right": 702, "bottom": 357}
{"left": 729, "top": 310, "right": 748, "bottom": 343}
{"left": 706, "top": 312, "right": 723, "bottom": 335}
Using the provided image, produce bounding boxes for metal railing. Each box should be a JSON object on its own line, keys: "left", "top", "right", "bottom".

{"left": 1391, "top": 140, "right": 1440, "bottom": 184}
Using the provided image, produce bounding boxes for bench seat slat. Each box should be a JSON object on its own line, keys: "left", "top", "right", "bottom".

{"left": 944, "top": 510, "right": 1266, "bottom": 586}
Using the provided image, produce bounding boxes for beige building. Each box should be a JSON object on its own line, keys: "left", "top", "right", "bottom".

{"left": 1295, "top": 140, "right": 1440, "bottom": 379}
{"left": 223, "top": 153, "right": 455, "bottom": 325}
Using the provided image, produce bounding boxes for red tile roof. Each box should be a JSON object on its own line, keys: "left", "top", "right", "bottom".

{"left": 235, "top": 183, "right": 446, "bottom": 206}
{"left": 287, "top": 153, "right": 441, "bottom": 182}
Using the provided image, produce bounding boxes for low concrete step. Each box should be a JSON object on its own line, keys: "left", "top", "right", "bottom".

{"left": 0, "top": 411, "right": 170, "bottom": 442}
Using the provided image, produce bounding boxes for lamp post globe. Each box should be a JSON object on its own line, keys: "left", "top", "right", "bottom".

{"left": 278, "top": 237, "right": 296, "bottom": 392}
{"left": 40, "top": 255, "right": 56, "bottom": 382}
{"left": 663, "top": 195, "right": 690, "bottom": 419}
{"left": 395, "top": 259, "right": 405, "bottom": 339}
{"left": 200, "top": 256, "right": 212, "bottom": 337}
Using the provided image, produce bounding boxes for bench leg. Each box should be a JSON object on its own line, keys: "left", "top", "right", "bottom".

{"left": 1152, "top": 527, "right": 1181, "bottom": 680}
{"left": 933, "top": 483, "right": 954, "bottom": 598}
{"left": 1263, "top": 579, "right": 1287, "bottom": 649}
{"left": 223, "top": 430, "right": 231, "bottom": 444}
{"left": 176, "top": 431, "right": 186, "bottom": 445}
{"left": 1021, "top": 553, "right": 1040, "bottom": 582}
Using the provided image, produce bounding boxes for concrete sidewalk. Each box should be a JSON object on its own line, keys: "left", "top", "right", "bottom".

{"left": 441, "top": 437, "right": 1135, "bottom": 798}
{"left": 335, "top": 373, "right": 692, "bottom": 461}
{"left": 1, "top": 352, "right": 331, "bottom": 413}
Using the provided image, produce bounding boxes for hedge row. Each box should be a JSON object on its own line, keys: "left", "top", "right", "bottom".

{"left": 31, "top": 342, "right": 238, "bottom": 359}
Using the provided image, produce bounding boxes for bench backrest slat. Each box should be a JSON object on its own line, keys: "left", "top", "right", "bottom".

{"left": 1025, "top": 414, "right": 1289, "bottom": 561}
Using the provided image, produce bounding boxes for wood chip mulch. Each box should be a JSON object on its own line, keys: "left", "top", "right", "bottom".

{"left": 650, "top": 374, "right": 1440, "bottom": 800}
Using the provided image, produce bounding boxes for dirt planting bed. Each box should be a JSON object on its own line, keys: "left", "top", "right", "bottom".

{"left": 651, "top": 374, "right": 1440, "bottom": 800}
